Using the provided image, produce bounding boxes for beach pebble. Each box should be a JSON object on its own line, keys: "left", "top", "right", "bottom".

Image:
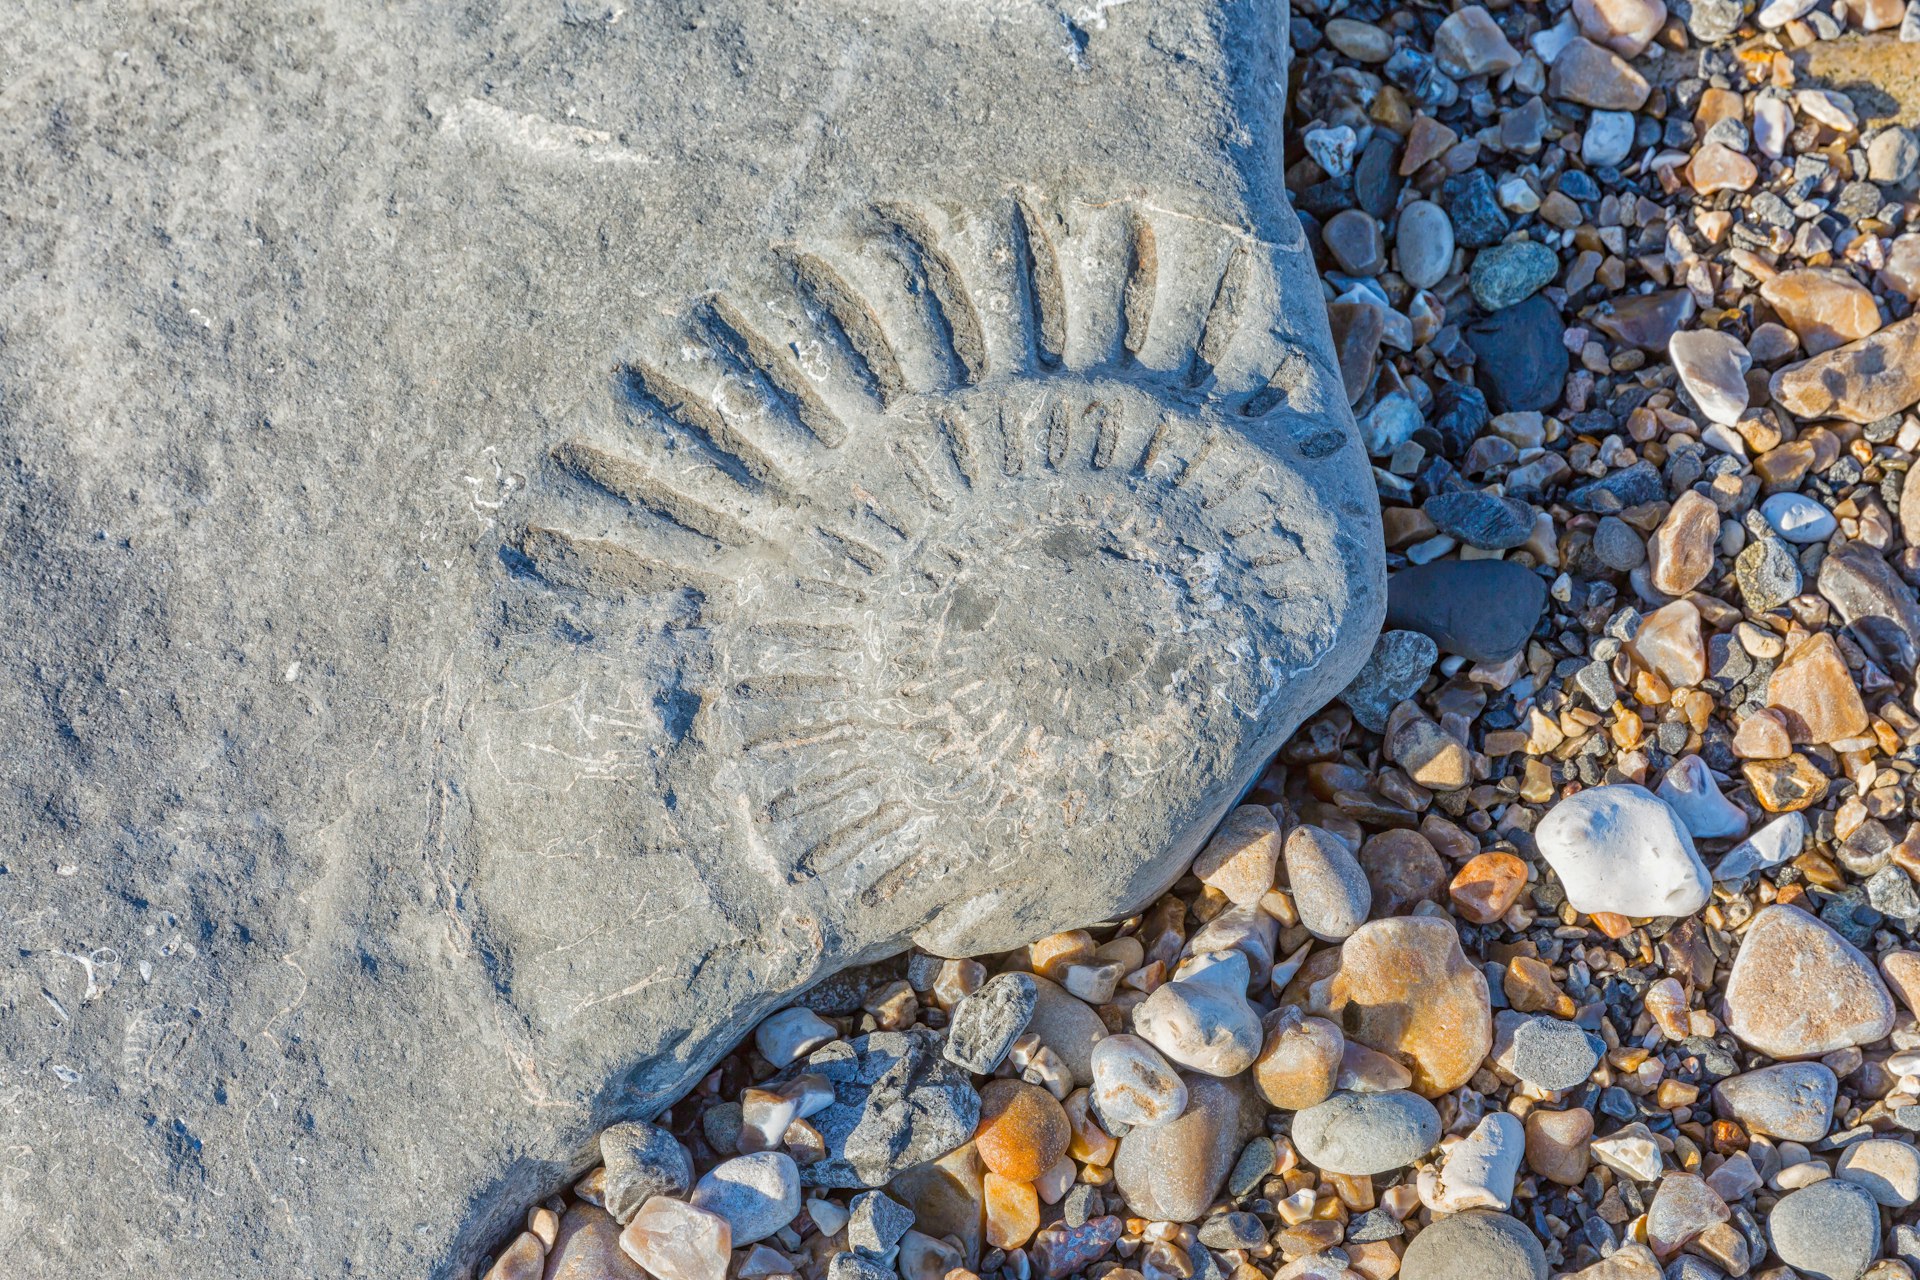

{"left": 690, "top": 1153, "right": 801, "bottom": 1246}
{"left": 1573, "top": 0, "right": 1667, "bottom": 54}
{"left": 1712, "top": 1062, "right": 1838, "bottom": 1142}
{"left": 1547, "top": 38, "right": 1650, "bottom": 110}
{"left": 1089, "top": 1034, "right": 1188, "bottom": 1128}
{"left": 1725, "top": 905, "right": 1896, "bottom": 1058}
{"left": 1328, "top": 916, "right": 1493, "bottom": 1096}
{"left": 1133, "top": 950, "right": 1262, "bottom": 1077}
{"left": 1284, "top": 824, "right": 1371, "bottom": 941}
{"left": 1669, "top": 330, "right": 1752, "bottom": 425}
{"left": 1767, "top": 1179, "right": 1882, "bottom": 1280}
{"left": 1647, "top": 489, "right": 1723, "bottom": 596}
{"left": 1025, "top": 978, "right": 1108, "bottom": 1087}
{"left": 1191, "top": 805, "right": 1282, "bottom": 906}
{"left": 1582, "top": 110, "right": 1637, "bottom": 166}
{"left": 1535, "top": 784, "right": 1710, "bottom": 918}
{"left": 1630, "top": 598, "right": 1706, "bottom": 687}
{"left": 945, "top": 973, "right": 1038, "bottom": 1074}
{"left": 1111, "top": 1073, "right": 1266, "bottom": 1222}
{"left": 1433, "top": 5, "right": 1521, "bottom": 75}
{"left": 1656, "top": 755, "right": 1749, "bottom": 841}
{"left": 1449, "top": 851, "right": 1528, "bottom": 925}
{"left": 1385, "top": 559, "right": 1549, "bottom": 663}
{"left": 1761, "top": 268, "right": 1884, "bottom": 357}
{"left": 620, "top": 1196, "right": 733, "bottom": 1280}
{"left": 1837, "top": 1138, "right": 1920, "bottom": 1207}
{"left": 1397, "top": 201, "right": 1455, "bottom": 291}
{"left": 1340, "top": 629, "right": 1438, "bottom": 733}
{"left": 1507, "top": 1016, "right": 1604, "bottom": 1091}
{"left": 1398, "top": 1208, "right": 1548, "bottom": 1280}
{"left": 1252, "top": 1006, "right": 1344, "bottom": 1110}
{"left": 1292, "top": 1090, "right": 1442, "bottom": 1175}
{"left": 1591, "top": 1122, "right": 1664, "bottom": 1181}
{"left": 1714, "top": 811, "right": 1807, "bottom": 880}
{"left": 547, "top": 1204, "right": 644, "bottom": 1280}
{"left": 1420, "top": 1111, "right": 1525, "bottom": 1212}
{"left": 1524, "top": 1107, "right": 1594, "bottom": 1185}
{"left": 1769, "top": 631, "right": 1870, "bottom": 745}
{"left": 601, "top": 1121, "right": 695, "bottom": 1224}
{"left": 1646, "top": 1173, "right": 1730, "bottom": 1258}
{"left": 973, "top": 1079, "right": 1071, "bottom": 1182}
{"left": 756, "top": 1008, "right": 839, "bottom": 1070}
{"left": 1772, "top": 315, "right": 1920, "bottom": 425}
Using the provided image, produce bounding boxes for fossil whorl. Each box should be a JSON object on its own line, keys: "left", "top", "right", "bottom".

{"left": 470, "top": 191, "right": 1379, "bottom": 1070}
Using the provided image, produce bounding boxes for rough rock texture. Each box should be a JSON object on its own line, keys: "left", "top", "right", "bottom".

{"left": 0, "top": 4, "right": 1383, "bottom": 1277}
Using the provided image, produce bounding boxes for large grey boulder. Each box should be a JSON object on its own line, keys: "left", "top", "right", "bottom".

{"left": 0, "top": 1, "right": 1382, "bottom": 1276}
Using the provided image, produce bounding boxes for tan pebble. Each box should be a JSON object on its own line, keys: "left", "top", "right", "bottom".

{"left": 1733, "top": 708, "right": 1793, "bottom": 760}
{"left": 1772, "top": 315, "right": 1920, "bottom": 424}
{"left": 1768, "top": 631, "right": 1868, "bottom": 744}
{"left": 1384, "top": 703, "right": 1473, "bottom": 790}
{"left": 1192, "top": 804, "right": 1283, "bottom": 905}
{"left": 1449, "top": 851, "right": 1528, "bottom": 924}
{"left": 1252, "top": 1006, "right": 1345, "bottom": 1110}
{"left": 973, "top": 1079, "right": 1071, "bottom": 1182}
{"left": 483, "top": 1231, "right": 547, "bottom": 1280}
{"left": 1743, "top": 753, "right": 1830, "bottom": 812}
{"left": 1324, "top": 17, "right": 1393, "bottom": 61}
{"left": 933, "top": 959, "right": 987, "bottom": 1011}
{"left": 546, "top": 1204, "right": 646, "bottom": 1280}
{"left": 1548, "top": 38, "right": 1650, "bottom": 109}
{"left": 1028, "top": 931, "right": 1096, "bottom": 980}
{"left": 1630, "top": 599, "right": 1707, "bottom": 689}
{"left": 889, "top": 1146, "right": 985, "bottom": 1263}
{"left": 1880, "top": 952, "right": 1920, "bottom": 1017}
{"left": 1573, "top": 0, "right": 1667, "bottom": 55}
{"left": 1760, "top": 268, "right": 1884, "bottom": 356}
{"left": 1358, "top": 827, "right": 1449, "bottom": 915}
{"left": 1328, "top": 916, "right": 1492, "bottom": 1097}
{"left": 1433, "top": 5, "right": 1521, "bottom": 76}
{"left": 1505, "top": 955, "right": 1575, "bottom": 1017}
{"left": 1726, "top": 904, "right": 1895, "bottom": 1058}
{"left": 619, "top": 1198, "right": 731, "bottom": 1280}
{"left": 1400, "top": 115, "right": 1460, "bottom": 176}
{"left": 1685, "top": 143, "right": 1759, "bottom": 194}
{"left": 1647, "top": 490, "right": 1721, "bottom": 596}
{"left": 982, "top": 1172, "right": 1039, "bottom": 1249}
{"left": 1524, "top": 1107, "right": 1595, "bottom": 1185}
{"left": 1063, "top": 1088, "right": 1118, "bottom": 1167}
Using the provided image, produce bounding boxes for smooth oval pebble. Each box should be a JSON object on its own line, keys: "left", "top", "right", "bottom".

{"left": 1766, "top": 1178, "right": 1881, "bottom": 1280}
{"left": 1712, "top": 1062, "right": 1837, "bottom": 1142}
{"left": 1252, "top": 1007, "right": 1344, "bottom": 1111}
{"left": 1398, "top": 1208, "right": 1547, "bottom": 1280}
{"left": 1725, "top": 904, "right": 1896, "bottom": 1058}
{"left": 1111, "top": 1073, "right": 1267, "bottom": 1222}
{"left": 1397, "top": 200, "right": 1455, "bottom": 290}
{"left": 1090, "top": 1034, "right": 1189, "bottom": 1128}
{"left": 1284, "top": 825, "right": 1371, "bottom": 941}
{"left": 1292, "top": 1090, "right": 1441, "bottom": 1176}
{"left": 689, "top": 1152, "right": 801, "bottom": 1246}
{"left": 973, "top": 1078, "right": 1071, "bottom": 1182}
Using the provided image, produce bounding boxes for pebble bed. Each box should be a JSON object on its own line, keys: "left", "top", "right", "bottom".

{"left": 481, "top": 2, "right": 1920, "bottom": 1279}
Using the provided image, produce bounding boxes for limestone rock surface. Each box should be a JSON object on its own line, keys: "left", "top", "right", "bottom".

{"left": 0, "top": 4, "right": 1383, "bottom": 1277}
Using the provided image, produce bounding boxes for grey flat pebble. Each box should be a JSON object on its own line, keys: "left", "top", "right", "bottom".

{"left": 1340, "top": 629, "right": 1439, "bottom": 733}
{"left": 1767, "top": 1178, "right": 1881, "bottom": 1280}
{"left": 1712, "top": 1062, "right": 1837, "bottom": 1143}
{"left": 1508, "top": 1016, "right": 1604, "bottom": 1091}
{"left": 1399, "top": 1209, "right": 1547, "bottom": 1280}
{"left": 1292, "top": 1090, "right": 1441, "bottom": 1175}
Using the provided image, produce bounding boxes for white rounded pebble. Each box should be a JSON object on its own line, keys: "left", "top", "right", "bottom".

{"left": 1837, "top": 1138, "right": 1920, "bottom": 1207}
{"left": 690, "top": 1152, "right": 802, "bottom": 1246}
{"left": 1305, "top": 125, "right": 1357, "bottom": 179}
{"left": 1583, "top": 111, "right": 1636, "bottom": 166}
{"left": 1418, "top": 1111, "right": 1525, "bottom": 1212}
{"left": 1090, "top": 1033, "right": 1189, "bottom": 1128}
{"left": 1535, "top": 784, "right": 1710, "bottom": 918}
{"left": 1761, "top": 492, "right": 1838, "bottom": 544}
{"left": 1656, "top": 755, "right": 1750, "bottom": 840}
{"left": 1133, "top": 950, "right": 1263, "bottom": 1077}
{"left": 1714, "top": 811, "right": 1808, "bottom": 881}
{"left": 754, "top": 1007, "right": 837, "bottom": 1069}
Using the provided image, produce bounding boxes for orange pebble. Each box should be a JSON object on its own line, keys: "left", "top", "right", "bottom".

{"left": 983, "top": 1172, "right": 1039, "bottom": 1250}
{"left": 973, "top": 1079, "right": 1071, "bottom": 1182}
{"left": 1447, "top": 851, "right": 1528, "bottom": 925}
